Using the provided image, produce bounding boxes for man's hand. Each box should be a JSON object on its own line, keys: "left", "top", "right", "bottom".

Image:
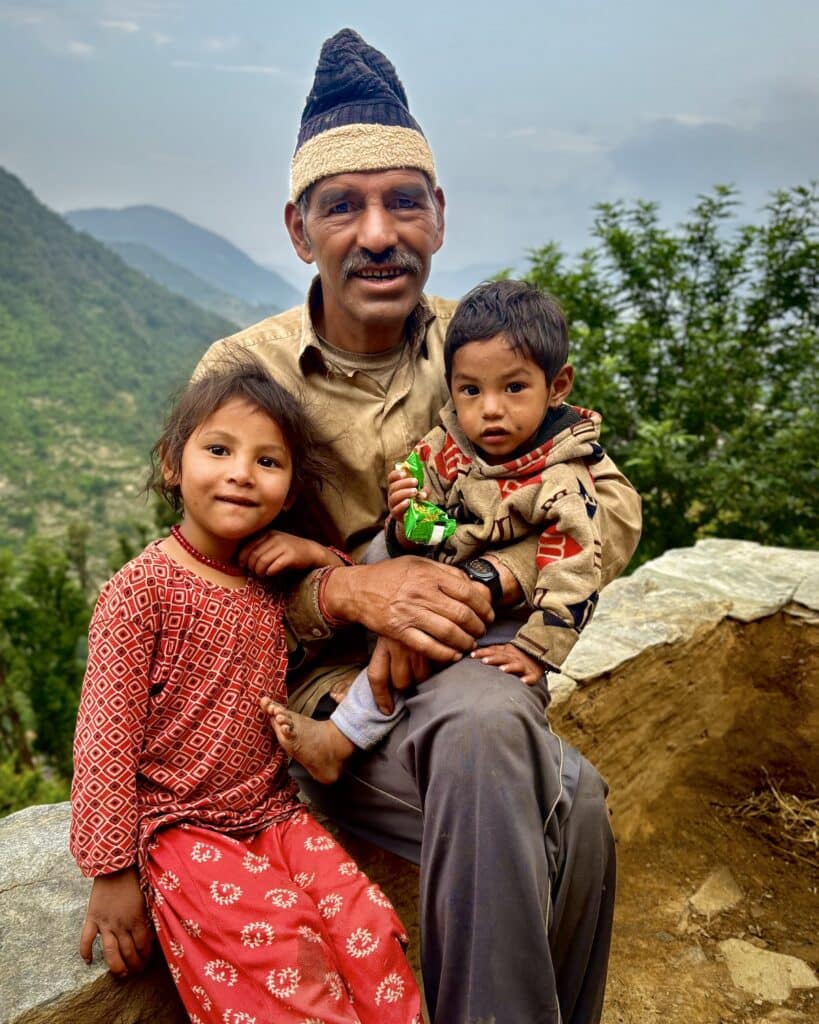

{"left": 471, "top": 643, "right": 545, "bottom": 685}
{"left": 79, "top": 866, "right": 153, "bottom": 978}
{"left": 239, "top": 531, "right": 344, "bottom": 577}
{"left": 323, "top": 557, "right": 493, "bottom": 662}
{"left": 367, "top": 635, "right": 431, "bottom": 713}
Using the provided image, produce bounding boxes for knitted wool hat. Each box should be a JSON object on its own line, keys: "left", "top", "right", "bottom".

{"left": 289, "top": 28, "right": 436, "bottom": 202}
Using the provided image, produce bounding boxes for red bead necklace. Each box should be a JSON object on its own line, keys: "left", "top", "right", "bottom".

{"left": 170, "top": 524, "right": 245, "bottom": 577}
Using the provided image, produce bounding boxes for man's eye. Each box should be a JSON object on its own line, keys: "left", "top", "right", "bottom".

{"left": 395, "top": 196, "right": 416, "bottom": 210}
{"left": 327, "top": 201, "right": 350, "bottom": 215}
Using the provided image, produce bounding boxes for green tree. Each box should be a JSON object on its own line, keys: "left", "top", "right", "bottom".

{"left": 524, "top": 185, "right": 818, "bottom": 563}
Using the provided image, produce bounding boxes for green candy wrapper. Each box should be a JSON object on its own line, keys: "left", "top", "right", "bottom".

{"left": 399, "top": 452, "right": 457, "bottom": 545}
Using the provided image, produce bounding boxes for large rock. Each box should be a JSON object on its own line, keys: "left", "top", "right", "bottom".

{"left": 0, "top": 802, "right": 185, "bottom": 1024}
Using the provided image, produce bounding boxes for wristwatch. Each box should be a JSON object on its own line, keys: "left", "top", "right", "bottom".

{"left": 462, "top": 557, "right": 503, "bottom": 604}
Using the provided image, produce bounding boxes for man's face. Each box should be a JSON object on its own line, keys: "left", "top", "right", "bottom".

{"left": 285, "top": 169, "right": 445, "bottom": 349}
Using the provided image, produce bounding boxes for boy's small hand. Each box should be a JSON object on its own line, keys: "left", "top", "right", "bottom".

{"left": 387, "top": 468, "right": 425, "bottom": 520}
{"left": 368, "top": 635, "right": 431, "bottom": 714}
{"left": 239, "top": 531, "right": 343, "bottom": 576}
{"left": 471, "top": 643, "right": 545, "bottom": 686}
{"left": 80, "top": 866, "right": 153, "bottom": 978}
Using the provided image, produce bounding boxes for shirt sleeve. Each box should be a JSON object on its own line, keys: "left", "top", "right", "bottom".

{"left": 69, "top": 572, "right": 159, "bottom": 877}
{"left": 507, "top": 481, "right": 603, "bottom": 671}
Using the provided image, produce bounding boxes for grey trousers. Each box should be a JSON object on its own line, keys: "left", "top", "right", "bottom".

{"left": 294, "top": 657, "right": 615, "bottom": 1024}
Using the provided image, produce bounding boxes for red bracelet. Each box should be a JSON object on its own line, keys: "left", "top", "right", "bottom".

{"left": 327, "top": 545, "right": 354, "bottom": 566}
{"left": 316, "top": 565, "right": 347, "bottom": 630}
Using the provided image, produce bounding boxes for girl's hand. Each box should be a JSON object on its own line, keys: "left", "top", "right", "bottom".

{"left": 471, "top": 644, "right": 545, "bottom": 686}
{"left": 387, "top": 467, "right": 425, "bottom": 520}
{"left": 80, "top": 866, "right": 153, "bottom": 978}
{"left": 239, "top": 531, "right": 344, "bottom": 576}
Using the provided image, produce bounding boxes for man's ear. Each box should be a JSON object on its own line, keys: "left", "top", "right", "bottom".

{"left": 548, "top": 363, "right": 574, "bottom": 407}
{"left": 284, "top": 201, "right": 314, "bottom": 264}
{"left": 432, "top": 186, "right": 446, "bottom": 254}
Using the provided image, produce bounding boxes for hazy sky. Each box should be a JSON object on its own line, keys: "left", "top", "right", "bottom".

{"left": 1, "top": 0, "right": 817, "bottom": 287}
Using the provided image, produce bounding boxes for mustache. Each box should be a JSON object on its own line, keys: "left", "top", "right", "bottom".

{"left": 342, "top": 247, "right": 424, "bottom": 279}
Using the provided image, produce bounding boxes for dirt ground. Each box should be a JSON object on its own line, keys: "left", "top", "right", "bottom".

{"left": 559, "top": 611, "right": 819, "bottom": 1024}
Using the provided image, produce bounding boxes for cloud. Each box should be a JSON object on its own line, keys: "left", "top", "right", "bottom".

{"left": 202, "top": 35, "right": 239, "bottom": 52}
{"left": 610, "top": 82, "right": 819, "bottom": 197}
{"left": 99, "top": 19, "right": 140, "bottom": 33}
{"left": 66, "top": 40, "right": 93, "bottom": 57}
{"left": 171, "top": 59, "right": 283, "bottom": 77}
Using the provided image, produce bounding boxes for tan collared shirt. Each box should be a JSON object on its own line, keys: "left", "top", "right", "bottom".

{"left": 196, "top": 281, "right": 455, "bottom": 712}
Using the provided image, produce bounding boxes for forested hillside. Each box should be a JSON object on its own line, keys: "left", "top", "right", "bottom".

{"left": 0, "top": 168, "right": 235, "bottom": 546}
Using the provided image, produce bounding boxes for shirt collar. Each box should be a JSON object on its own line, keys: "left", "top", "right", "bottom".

{"left": 297, "top": 276, "right": 436, "bottom": 371}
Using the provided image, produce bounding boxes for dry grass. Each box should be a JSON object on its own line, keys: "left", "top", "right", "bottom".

{"left": 717, "top": 771, "right": 819, "bottom": 870}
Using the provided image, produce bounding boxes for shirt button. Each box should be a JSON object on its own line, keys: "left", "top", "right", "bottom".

{"left": 311, "top": 627, "right": 324, "bottom": 638}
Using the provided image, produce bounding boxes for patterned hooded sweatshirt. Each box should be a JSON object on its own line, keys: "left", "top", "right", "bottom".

{"left": 397, "top": 400, "right": 635, "bottom": 670}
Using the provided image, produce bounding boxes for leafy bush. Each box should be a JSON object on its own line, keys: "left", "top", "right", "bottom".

{"left": 522, "top": 185, "right": 818, "bottom": 563}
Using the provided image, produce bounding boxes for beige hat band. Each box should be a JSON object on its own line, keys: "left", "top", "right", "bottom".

{"left": 290, "top": 123, "right": 437, "bottom": 202}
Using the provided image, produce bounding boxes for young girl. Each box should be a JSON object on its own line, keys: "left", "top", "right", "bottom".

{"left": 70, "top": 357, "right": 422, "bottom": 1024}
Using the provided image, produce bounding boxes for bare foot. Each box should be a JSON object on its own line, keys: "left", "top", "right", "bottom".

{"left": 261, "top": 698, "right": 355, "bottom": 784}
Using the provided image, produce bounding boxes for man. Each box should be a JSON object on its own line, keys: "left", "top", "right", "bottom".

{"left": 200, "top": 28, "right": 641, "bottom": 1024}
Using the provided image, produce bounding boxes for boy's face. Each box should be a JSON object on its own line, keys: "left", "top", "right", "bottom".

{"left": 450, "top": 334, "right": 572, "bottom": 465}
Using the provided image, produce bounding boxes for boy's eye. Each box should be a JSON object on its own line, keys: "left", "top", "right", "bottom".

{"left": 506, "top": 382, "right": 526, "bottom": 393}
{"left": 459, "top": 384, "right": 480, "bottom": 397}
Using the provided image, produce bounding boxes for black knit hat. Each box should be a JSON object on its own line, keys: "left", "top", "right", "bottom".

{"left": 289, "top": 28, "right": 436, "bottom": 201}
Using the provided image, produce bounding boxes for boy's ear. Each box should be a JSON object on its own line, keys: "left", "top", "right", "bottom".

{"left": 548, "top": 363, "right": 574, "bottom": 407}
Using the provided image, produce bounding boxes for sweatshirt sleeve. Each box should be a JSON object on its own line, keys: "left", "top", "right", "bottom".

{"left": 508, "top": 478, "right": 603, "bottom": 671}
{"left": 69, "top": 570, "right": 159, "bottom": 877}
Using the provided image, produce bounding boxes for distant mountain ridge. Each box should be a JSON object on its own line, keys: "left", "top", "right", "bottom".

{"left": 65, "top": 204, "right": 300, "bottom": 312}
{"left": 0, "top": 168, "right": 234, "bottom": 548}
{"left": 107, "top": 241, "right": 272, "bottom": 329}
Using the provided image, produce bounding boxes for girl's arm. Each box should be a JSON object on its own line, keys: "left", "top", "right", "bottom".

{"left": 240, "top": 531, "right": 349, "bottom": 577}
{"left": 80, "top": 866, "right": 153, "bottom": 977}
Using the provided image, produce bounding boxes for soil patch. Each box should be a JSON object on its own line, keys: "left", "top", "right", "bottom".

{"left": 554, "top": 612, "right": 819, "bottom": 1024}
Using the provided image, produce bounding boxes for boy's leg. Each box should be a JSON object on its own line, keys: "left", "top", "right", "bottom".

{"left": 331, "top": 666, "right": 408, "bottom": 750}
{"left": 294, "top": 656, "right": 615, "bottom": 1024}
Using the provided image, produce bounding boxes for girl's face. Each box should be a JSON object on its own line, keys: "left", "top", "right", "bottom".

{"left": 169, "top": 398, "right": 294, "bottom": 560}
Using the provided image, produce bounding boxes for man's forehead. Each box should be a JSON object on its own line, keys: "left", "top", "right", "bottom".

{"left": 311, "top": 168, "right": 432, "bottom": 199}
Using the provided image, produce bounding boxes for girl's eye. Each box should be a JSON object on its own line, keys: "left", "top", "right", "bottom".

{"left": 258, "top": 456, "right": 279, "bottom": 469}
{"left": 207, "top": 445, "right": 228, "bottom": 456}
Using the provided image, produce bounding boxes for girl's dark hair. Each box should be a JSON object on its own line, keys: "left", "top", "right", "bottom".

{"left": 148, "top": 350, "right": 333, "bottom": 513}
{"left": 444, "top": 279, "right": 569, "bottom": 385}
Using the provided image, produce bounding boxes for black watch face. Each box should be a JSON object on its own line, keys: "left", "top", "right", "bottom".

{"left": 465, "top": 558, "right": 495, "bottom": 581}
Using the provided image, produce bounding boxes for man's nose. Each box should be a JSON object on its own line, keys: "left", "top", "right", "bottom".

{"left": 356, "top": 203, "right": 398, "bottom": 254}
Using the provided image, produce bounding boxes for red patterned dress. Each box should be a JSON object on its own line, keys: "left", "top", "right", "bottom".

{"left": 71, "top": 542, "right": 421, "bottom": 1024}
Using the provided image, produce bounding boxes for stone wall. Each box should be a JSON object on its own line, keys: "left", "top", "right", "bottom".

{"left": 1, "top": 539, "right": 816, "bottom": 1023}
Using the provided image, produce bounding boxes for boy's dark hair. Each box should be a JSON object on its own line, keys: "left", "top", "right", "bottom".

{"left": 148, "top": 351, "right": 333, "bottom": 513}
{"left": 444, "top": 280, "right": 569, "bottom": 385}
